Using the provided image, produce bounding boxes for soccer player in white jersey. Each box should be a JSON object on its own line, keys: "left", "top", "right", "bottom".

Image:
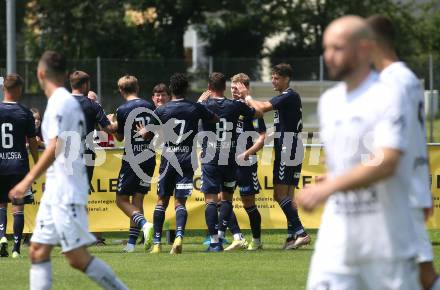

{"left": 9, "top": 51, "right": 128, "bottom": 290}
{"left": 367, "top": 15, "right": 440, "bottom": 290}
{"left": 297, "top": 16, "right": 421, "bottom": 290}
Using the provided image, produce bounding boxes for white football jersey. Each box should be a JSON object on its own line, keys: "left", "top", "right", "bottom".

{"left": 41, "top": 87, "right": 89, "bottom": 205}
{"left": 380, "top": 62, "right": 432, "bottom": 208}
{"left": 315, "top": 72, "right": 417, "bottom": 271}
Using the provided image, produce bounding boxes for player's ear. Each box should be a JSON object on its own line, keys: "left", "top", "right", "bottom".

{"left": 37, "top": 68, "right": 45, "bottom": 81}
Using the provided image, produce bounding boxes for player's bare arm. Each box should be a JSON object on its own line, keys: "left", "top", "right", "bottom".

{"left": 237, "top": 131, "right": 266, "bottom": 161}
{"left": 28, "top": 137, "right": 39, "bottom": 163}
{"left": 297, "top": 147, "right": 402, "bottom": 212}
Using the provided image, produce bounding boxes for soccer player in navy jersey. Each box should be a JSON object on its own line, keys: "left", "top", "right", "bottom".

{"left": 223, "top": 73, "right": 266, "bottom": 251}
{"left": 70, "top": 71, "right": 117, "bottom": 186}
{"left": 113, "top": 75, "right": 156, "bottom": 252}
{"left": 69, "top": 71, "right": 117, "bottom": 246}
{"left": 0, "top": 74, "right": 39, "bottom": 258}
{"left": 198, "top": 72, "right": 262, "bottom": 252}
{"left": 137, "top": 73, "right": 218, "bottom": 254}
{"left": 244, "top": 64, "right": 311, "bottom": 249}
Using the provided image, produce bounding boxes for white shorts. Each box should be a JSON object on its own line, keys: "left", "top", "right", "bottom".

{"left": 307, "top": 257, "right": 421, "bottom": 290}
{"left": 411, "top": 208, "right": 434, "bottom": 263}
{"left": 31, "top": 203, "right": 96, "bottom": 253}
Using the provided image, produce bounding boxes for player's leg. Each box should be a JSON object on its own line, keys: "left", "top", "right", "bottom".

{"left": 11, "top": 203, "right": 24, "bottom": 257}
{"left": 29, "top": 202, "right": 57, "bottom": 290}
{"left": 170, "top": 170, "right": 193, "bottom": 254}
{"left": 170, "top": 197, "right": 187, "bottom": 255}
{"left": 52, "top": 203, "right": 128, "bottom": 289}
{"left": 236, "top": 164, "right": 261, "bottom": 250}
{"left": 0, "top": 202, "right": 8, "bottom": 257}
{"left": 29, "top": 243, "right": 54, "bottom": 290}
{"left": 273, "top": 161, "right": 309, "bottom": 249}
{"left": 152, "top": 164, "right": 173, "bottom": 252}
{"left": 123, "top": 193, "right": 145, "bottom": 252}
{"left": 116, "top": 170, "right": 153, "bottom": 250}
{"left": 217, "top": 165, "right": 236, "bottom": 242}
{"left": 151, "top": 195, "right": 170, "bottom": 253}
{"left": 201, "top": 164, "right": 222, "bottom": 251}
{"left": 63, "top": 246, "right": 128, "bottom": 290}
{"left": 0, "top": 176, "right": 9, "bottom": 257}
{"left": 242, "top": 195, "right": 262, "bottom": 251}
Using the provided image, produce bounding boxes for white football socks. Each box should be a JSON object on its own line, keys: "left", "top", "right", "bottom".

{"left": 85, "top": 257, "right": 128, "bottom": 290}
{"left": 30, "top": 260, "right": 52, "bottom": 290}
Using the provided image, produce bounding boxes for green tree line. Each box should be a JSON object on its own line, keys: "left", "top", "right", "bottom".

{"left": 0, "top": 0, "right": 438, "bottom": 62}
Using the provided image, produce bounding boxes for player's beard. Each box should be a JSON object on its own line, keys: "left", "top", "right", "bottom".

{"left": 328, "top": 63, "right": 354, "bottom": 81}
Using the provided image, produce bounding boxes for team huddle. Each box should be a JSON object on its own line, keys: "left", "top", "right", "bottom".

{"left": 0, "top": 14, "right": 439, "bottom": 290}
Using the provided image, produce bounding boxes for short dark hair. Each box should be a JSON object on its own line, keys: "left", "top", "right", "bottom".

{"left": 366, "top": 15, "right": 395, "bottom": 49}
{"left": 70, "top": 71, "right": 90, "bottom": 90}
{"left": 272, "top": 63, "right": 293, "bottom": 79}
{"left": 153, "top": 83, "right": 170, "bottom": 95}
{"left": 39, "top": 50, "right": 66, "bottom": 80}
{"left": 3, "top": 73, "right": 24, "bottom": 91}
{"left": 208, "top": 72, "right": 226, "bottom": 91}
{"left": 169, "top": 73, "right": 188, "bottom": 97}
{"left": 117, "top": 75, "right": 139, "bottom": 95}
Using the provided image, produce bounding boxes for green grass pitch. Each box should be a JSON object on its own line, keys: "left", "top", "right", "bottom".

{"left": 1, "top": 230, "right": 440, "bottom": 290}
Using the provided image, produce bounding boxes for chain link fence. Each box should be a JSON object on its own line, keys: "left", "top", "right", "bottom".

{"left": 1, "top": 55, "right": 439, "bottom": 141}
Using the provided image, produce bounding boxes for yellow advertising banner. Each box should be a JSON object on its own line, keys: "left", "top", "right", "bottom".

{"left": 6, "top": 145, "right": 440, "bottom": 233}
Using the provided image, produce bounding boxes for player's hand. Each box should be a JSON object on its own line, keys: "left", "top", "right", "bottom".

{"left": 296, "top": 182, "right": 333, "bottom": 212}
{"left": 134, "top": 122, "right": 148, "bottom": 139}
{"left": 236, "top": 82, "right": 250, "bottom": 99}
{"left": 237, "top": 151, "right": 250, "bottom": 161}
{"left": 198, "top": 90, "right": 211, "bottom": 102}
{"left": 8, "top": 180, "right": 30, "bottom": 203}
{"left": 423, "top": 207, "right": 433, "bottom": 221}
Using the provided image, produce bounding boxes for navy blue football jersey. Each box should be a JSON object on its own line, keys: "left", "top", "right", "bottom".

{"left": 200, "top": 97, "right": 255, "bottom": 164}
{"left": 154, "top": 99, "right": 216, "bottom": 167}
{"left": 73, "top": 94, "right": 110, "bottom": 136}
{"left": 269, "top": 88, "right": 302, "bottom": 149}
{"left": 0, "top": 102, "right": 36, "bottom": 174}
{"left": 236, "top": 116, "right": 266, "bottom": 151}
{"left": 116, "top": 98, "right": 156, "bottom": 159}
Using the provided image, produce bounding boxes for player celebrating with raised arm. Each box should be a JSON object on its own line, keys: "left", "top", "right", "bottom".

{"left": 244, "top": 64, "right": 310, "bottom": 249}
{"left": 138, "top": 73, "right": 218, "bottom": 254}
{"left": 224, "top": 73, "right": 266, "bottom": 251}
{"left": 113, "top": 75, "right": 156, "bottom": 253}
{"left": 297, "top": 16, "right": 421, "bottom": 290}
{"left": 367, "top": 15, "right": 440, "bottom": 290}
{"left": 9, "top": 51, "right": 128, "bottom": 290}
{"left": 0, "top": 74, "right": 39, "bottom": 258}
{"left": 198, "top": 72, "right": 262, "bottom": 252}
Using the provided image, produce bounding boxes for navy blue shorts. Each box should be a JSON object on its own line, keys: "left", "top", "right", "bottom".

{"left": 273, "top": 141, "right": 302, "bottom": 186}
{"left": 201, "top": 164, "right": 236, "bottom": 194}
{"left": 117, "top": 161, "right": 155, "bottom": 196}
{"left": 236, "top": 164, "right": 260, "bottom": 196}
{"left": 273, "top": 158, "right": 302, "bottom": 186}
{"left": 0, "top": 174, "right": 34, "bottom": 205}
{"left": 157, "top": 163, "right": 194, "bottom": 199}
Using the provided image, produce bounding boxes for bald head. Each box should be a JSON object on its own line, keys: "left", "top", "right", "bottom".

{"left": 323, "top": 16, "right": 374, "bottom": 82}
{"left": 325, "top": 16, "right": 373, "bottom": 44}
